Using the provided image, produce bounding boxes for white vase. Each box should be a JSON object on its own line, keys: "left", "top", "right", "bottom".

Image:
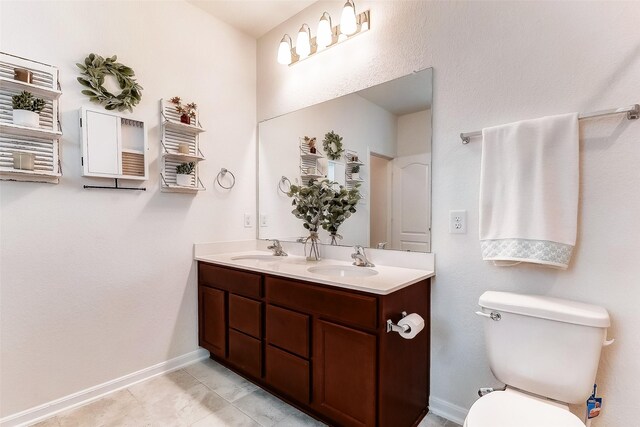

{"left": 178, "top": 143, "right": 190, "bottom": 154}
{"left": 176, "top": 173, "right": 192, "bottom": 186}
{"left": 351, "top": 172, "right": 360, "bottom": 180}
{"left": 13, "top": 109, "right": 40, "bottom": 128}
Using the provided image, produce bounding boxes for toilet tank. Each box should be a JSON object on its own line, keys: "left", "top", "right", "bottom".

{"left": 478, "top": 291, "right": 611, "bottom": 404}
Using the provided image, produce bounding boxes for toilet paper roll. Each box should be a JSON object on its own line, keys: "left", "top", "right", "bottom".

{"left": 397, "top": 313, "right": 425, "bottom": 339}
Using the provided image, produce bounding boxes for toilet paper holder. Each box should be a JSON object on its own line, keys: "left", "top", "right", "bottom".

{"left": 386, "top": 311, "right": 410, "bottom": 334}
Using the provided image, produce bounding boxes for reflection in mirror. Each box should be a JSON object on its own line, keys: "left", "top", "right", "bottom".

{"left": 259, "top": 68, "right": 432, "bottom": 252}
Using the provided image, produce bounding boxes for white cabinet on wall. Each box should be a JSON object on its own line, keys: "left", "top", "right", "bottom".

{"left": 0, "top": 52, "right": 62, "bottom": 184}
{"left": 80, "top": 107, "right": 148, "bottom": 180}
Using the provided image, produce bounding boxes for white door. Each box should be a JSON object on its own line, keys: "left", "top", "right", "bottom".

{"left": 391, "top": 154, "right": 430, "bottom": 251}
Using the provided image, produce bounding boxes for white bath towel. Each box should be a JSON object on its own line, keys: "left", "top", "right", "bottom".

{"left": 479, "top": 113, "right": 579, "bottom": 269}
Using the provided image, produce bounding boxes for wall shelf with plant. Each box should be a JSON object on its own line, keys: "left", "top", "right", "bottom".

{"left": 345, "top": 149, "right": 364, "bottom": 185}
{"left": 0, "top": 52, "right": 63, "bottom": 184}
{"left": 159, "top": 97, "right": 206, "bottom": 193}
{"left": 299, "top": 136, "right": 325, "bottom": 185}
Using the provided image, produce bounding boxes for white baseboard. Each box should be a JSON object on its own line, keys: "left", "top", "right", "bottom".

{"left": 1, "top": 348, "right": 209, "bottom": 427}
{"left": 430, "top": 395, "right": 469, "bottom": 426}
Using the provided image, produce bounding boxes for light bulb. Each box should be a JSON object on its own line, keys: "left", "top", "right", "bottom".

{"left": 296, "top": 25, "right": 311, "bottom": 59}
{"left": 277, "top": 35, "right": 292, "bottom": 65}
{"left": 340, "top": 0, "right": 357, "bottom": 36}
{"left": 317, "top": 13, "right": 332, "bottom": 49}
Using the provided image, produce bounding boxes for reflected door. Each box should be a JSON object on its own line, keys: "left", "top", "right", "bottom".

{"left": 392, "top": 154, "right": 430, "bottom": 251}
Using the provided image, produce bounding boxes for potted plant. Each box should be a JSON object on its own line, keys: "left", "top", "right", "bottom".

{"left": 287, "top": 179, "right": 335, "bottom": 260}
{"left": 12, "top": 91, "right": 46, "bottom": 128}
{"left": 170, "top": 96, "right": 197, "bottom": 125}
{"left": 304, "top": 136, "right": 317, "bottom": 154}
{"left": 351, "top": 164, "right": 361, "bottom": 180}
{"left": 322, "top": 183, "right": 361, "bottom": 245}
{"left": 175, "top": 162, "right": 195, "bottom": 186}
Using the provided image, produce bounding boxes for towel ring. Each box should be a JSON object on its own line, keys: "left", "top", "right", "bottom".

{"left": 278, "top": 176, "right": 291, "bottom": 194}
{"left": 216, "top": 168, "right": 235, "bottom": 189}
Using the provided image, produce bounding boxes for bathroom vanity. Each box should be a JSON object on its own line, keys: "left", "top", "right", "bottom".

{"left": 196, "top": 253, "right": 432, "bottom": 427}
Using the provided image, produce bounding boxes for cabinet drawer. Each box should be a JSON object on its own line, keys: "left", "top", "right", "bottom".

{"left": 266, "top": 345, "right": 310, "bottom": 404}
{"left": 266, "top": 277, "right": 378, "bottom": 330}
{"left": 266, "top": 305, "right": 309, "bottom": 358}
{"left": 228, "top": 329, "right": 262, "bottom": 379}
{"left": 199, "top": 263, "right": 262, "bottom": 299}
{"left": 229, "top": 294, "right": 262, "bottom": 339}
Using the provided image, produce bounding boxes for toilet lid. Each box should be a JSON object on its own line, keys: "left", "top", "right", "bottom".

{"left": 465, "top": 389, "right": 585, "bottom": 427}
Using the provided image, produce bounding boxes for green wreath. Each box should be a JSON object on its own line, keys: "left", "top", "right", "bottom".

{"left": 76, "top": 54, "right": 143, "bottom": 112}
{"left": 323, "top": 131, "right": 344, "bottom": 160}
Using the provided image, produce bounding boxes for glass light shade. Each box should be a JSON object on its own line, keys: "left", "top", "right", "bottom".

{"left": 360, "top": 19, "right": 369, "bottom": 32}
{"left": 296, "top": 26, "right": 311, "bottom": 59}
{"left": 277, "top": 37, "right": 292, "bottom": 65}
{"left": 340, "top": 1, "right": 357, "bottom": 36}
{"left": 317, "top": 16, "right": 332, "bottom": 49}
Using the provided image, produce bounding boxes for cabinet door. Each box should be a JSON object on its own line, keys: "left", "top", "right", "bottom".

{"left": 199, "top": 287, "right": 226, "bottom": 357}
{"left": 84, "top": 110, "right": 121, "bottom": 176}
{"left": 313, "top": 320, "right": 377, "bottom": 427}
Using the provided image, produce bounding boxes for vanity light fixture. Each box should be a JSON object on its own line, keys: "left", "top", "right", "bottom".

{"left": 277, "top": 34, "right": 293, "bottom": 65}
{"left": 296, "top": 24, "right": 312, "bottom": 59}
{"left": 340, "top": 0, "right": 357, "bottom": 36}
{"left": 316, "top": 12, "right": 333, "bottom": 50}
{"left": 276, "top": 4, "right": 370, "bottom": 66}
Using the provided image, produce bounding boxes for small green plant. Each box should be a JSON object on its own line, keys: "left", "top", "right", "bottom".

{"left": 12, "top": 91, "right": 46, "bottom": 112}
{"left": 176, "top": 162, "right": 195, "bottom": 175}
{"left": 351, "top": 164, "right": 360, "bottom": 174}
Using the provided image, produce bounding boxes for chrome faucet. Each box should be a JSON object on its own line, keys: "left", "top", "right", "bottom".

{"left": 267, "top": 239, "right": 288, "bottom": 256}
{"left": 351, "top": 245, "right": 374, "bottom": 267}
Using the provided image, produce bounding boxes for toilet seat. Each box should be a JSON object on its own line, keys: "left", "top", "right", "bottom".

{"left": 464, "top": 388, "right": 585, "bottom": 427}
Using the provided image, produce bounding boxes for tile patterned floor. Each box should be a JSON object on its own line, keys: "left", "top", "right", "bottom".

{"left": 31, "top": 358, "right": 460, "bottom": 427}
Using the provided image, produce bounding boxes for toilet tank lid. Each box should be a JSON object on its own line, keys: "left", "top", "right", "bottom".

{"left": 479, "top": 291, "right": 610, "bottom": 328}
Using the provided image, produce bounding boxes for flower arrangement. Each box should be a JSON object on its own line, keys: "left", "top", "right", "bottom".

{"left": 170, "top": 96, "right": 197, "bottom": 124}
{"left": 287, "top": 179, "right": 361, "bottom": 257}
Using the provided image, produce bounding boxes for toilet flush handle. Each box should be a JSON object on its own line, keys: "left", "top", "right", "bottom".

{"left": 475, "top": 311, "right": 501, "bottom": 321}
{"left": 603, "top": 337, "right": 615, "bottom": 347}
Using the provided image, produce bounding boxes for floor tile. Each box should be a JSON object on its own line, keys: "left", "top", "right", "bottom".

{"left": 190, "top": 361, "right": 258, "bottom": 403}
{"left": 417, "top": 413, "right": 462, "bottom": 427}
{"left": 128, "top": 369, "right": 201, "bottom": 406}
{"left": 57, "top": 389, "right": 146, "bottom": 427}
{"left": 233, "top": 388, "right": 297, "bottom": 427}
{"left": 142, "top": 382, "right": 228, "bottom": 426}
{"left": 191, "top": 405, "right": 261, "bottom": 427}
{"left": 29, "top": 418, "right": 61, "bottom": 427}
{"left": 272, "top": 409, "right": 327, "bottom": 427}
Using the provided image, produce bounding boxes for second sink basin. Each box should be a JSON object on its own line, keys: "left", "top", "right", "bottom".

{"left": 307, "top": 265, "right": 378, "bottom": 278}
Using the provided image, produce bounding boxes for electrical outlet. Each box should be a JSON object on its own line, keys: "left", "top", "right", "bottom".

{"left": 449, "top": 210, "right": 467, "bottom": 234}
{"left": 244, "top": 213, "right": 253, "bottom": 228}
{"left": 260, "top": 214, "right": 268, "bottom": 227}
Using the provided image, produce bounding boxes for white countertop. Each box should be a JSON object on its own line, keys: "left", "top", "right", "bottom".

{"left": 195, "top": 250, "right": 434, "bottom": 295}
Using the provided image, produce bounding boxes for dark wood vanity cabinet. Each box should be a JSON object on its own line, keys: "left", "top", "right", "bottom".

{"left": 198, "top": 261, "right": 431, "bottom": 427}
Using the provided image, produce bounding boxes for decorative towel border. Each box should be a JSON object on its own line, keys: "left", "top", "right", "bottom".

{"left": 481, "top": 238, "right": 574, "bottom": 269}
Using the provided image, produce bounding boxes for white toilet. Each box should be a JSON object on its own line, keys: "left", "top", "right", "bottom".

{"left": 465, "top": 291, "right": 612, "bottom": 427}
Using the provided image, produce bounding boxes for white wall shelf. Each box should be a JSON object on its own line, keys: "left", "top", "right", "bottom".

{"left": 0, "top": 76, "right": 62, "bottom": 100}
{"left": 299, "top": 137, "right": 324, "bottom": 185}
{"left": 160, "top": 98, "right": 206, "bottom": 193}
{"left": 0, "top": 52, "right": 62, "bottom": 184}
{"left": 345, "top": 149, "right": 364, "bottom": 192}
{"left": 0, "top": 122, "right": 63, "bottom": 140}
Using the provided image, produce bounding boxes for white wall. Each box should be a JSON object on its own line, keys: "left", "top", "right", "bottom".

{"left": 0, "top": 0, "right": 256, "bottom": 417}
{"left": 258, "top": 93, "right": 397, "bottom": 246}
{"left": 258, "top": 2, "right": 640, "bottom": 425}
{"left": 397, "top": 109, "right": 431, "bottom": 157}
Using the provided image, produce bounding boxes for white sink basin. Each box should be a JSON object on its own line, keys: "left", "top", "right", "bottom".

{"left": 307, "top": 265, "right": 378, "bottom": 278}
{"left": 231, "top": 255, "right": 283, "bottom": 261}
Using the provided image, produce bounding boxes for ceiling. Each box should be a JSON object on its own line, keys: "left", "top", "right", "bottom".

{"left": 356, "top": 69, "right": 433, "bottom": 116}
{"left": 188, "top": 0, "right": 316, "bottom": 39}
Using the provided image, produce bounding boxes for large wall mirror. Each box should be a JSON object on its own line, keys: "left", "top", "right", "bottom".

{"left": 258, "top": 68, "right": 432, "bottom": 252}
